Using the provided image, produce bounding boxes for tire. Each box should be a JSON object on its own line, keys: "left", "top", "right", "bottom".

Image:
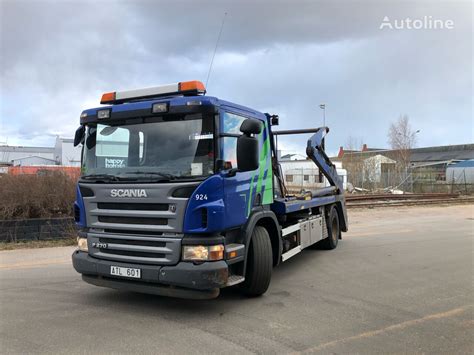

{"left": 321, "top": 206, "right": 340, "bottom": 250}
{"left": 241, "top": 226, "right": 273, "bottom": 297}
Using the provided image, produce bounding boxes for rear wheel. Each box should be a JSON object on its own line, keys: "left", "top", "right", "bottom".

{"left": 241, "top": 226, "right": 273, "bottom": 297}
{"left": 321, "top": 206, "right": 340, "bottom": 250}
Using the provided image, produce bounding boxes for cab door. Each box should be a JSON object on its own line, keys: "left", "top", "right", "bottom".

{"left": 219, "top": 110, "right": 269, "bottom": 229}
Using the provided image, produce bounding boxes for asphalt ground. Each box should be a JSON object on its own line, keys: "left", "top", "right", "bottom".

{"left": 1, "top": 204, "right": 473, "bottom": 354}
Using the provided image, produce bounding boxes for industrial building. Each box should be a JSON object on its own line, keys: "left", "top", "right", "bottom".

{"left": 330, "top": 143, "right": 474, "bottom": 192}
{"left": 446, "top": 159, "right": 474, "bottom": 184}
{"left": 0, "top": 137, "right": 81, "bottom": 167}
{"left": 334, "top": 143, "right": 474, "bottom": 179}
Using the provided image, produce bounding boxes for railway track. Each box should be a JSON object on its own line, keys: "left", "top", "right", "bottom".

{"left": 346, "top": 193, "right": 460, "bottom": 201}
{"left": 346, "top": 193, "right": 474, "bottom": 208}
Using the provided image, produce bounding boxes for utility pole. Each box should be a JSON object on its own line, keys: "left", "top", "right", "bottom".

{"left": 319, "top": 104, "right": 326, "bottom": 127}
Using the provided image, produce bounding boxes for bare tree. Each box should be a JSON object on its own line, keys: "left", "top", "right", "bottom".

{"left": 388, "top": 115, "right": 418, "bottom": 168}
{"left": 387, "top": 115, "right": 419, "bottom": 191}
{"left": 344, "top": 136, "right": 363, "bottom": 152}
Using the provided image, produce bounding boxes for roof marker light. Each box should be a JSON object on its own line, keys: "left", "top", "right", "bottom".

{"left": 178, "top": 80, "right": 206, "bottom": 94}
{"left": 100, "top": 92, "right": 116, "bottom": 104}
{"left": 99, "top": 80, "right": 206, "bottom": 105}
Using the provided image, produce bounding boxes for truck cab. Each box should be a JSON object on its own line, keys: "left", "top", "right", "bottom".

{"left": 72, "top": 80, "right": 347, "bottom": 299}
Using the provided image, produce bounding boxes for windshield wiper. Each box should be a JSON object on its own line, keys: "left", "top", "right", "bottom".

{"left": 124, "top": 171, "right": 177, "bottom": 180}
{"left": 81, "top": 174, "right": 122, "bottom": 182}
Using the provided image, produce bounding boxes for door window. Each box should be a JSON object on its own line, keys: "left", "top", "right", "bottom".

{"left": 221, "top": 112, "right": 249, "bottom": 169}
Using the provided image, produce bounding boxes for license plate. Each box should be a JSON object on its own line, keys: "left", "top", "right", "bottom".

{"left": 110, "top": 266, "right": 141, "bottom": 279}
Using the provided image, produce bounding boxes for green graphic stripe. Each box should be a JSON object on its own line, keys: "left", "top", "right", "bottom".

{"left": 260, "top": 135, "right": 273, "bottom": 205}
{"left": 260, "top": 120, "right": 273, "bottom": 205}
{"left": 255, "top": 136, "right": 268, "bottom": 200}
{"left": 262, "top": 162, "right": 273, "bottom": 205}
{"left": 247, "top": 120, "right": 275, "bottom": 215}
{"left": 246, "top": 127, "right": 263, "bottom": 216}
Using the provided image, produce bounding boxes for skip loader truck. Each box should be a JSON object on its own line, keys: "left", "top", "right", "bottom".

{"left": 72, "top": 80, "right": 348, "bottom": 299}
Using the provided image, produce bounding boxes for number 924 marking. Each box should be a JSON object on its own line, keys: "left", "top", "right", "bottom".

{"left": 195, "top": 194, "right": 208, "bottom": 201}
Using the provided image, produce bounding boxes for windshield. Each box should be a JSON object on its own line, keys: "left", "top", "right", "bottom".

{"left": 81, "top": 113, "right": 215, "bottom": 181}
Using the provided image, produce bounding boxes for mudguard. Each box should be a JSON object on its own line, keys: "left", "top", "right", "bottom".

{"left": 241, "top": 208, "right": 282, "bottom": 273}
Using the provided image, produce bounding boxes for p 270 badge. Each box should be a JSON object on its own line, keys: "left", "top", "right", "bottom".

{"left": 92, "top": 242, "right": 108, "bottom": 249}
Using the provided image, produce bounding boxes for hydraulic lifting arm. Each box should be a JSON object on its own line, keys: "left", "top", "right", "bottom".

{"left": 305, "top": 127, "right": 344, "bottom": 194}
{"left": 272, "top": 127, "right": 344, "bottom": 195}
{"left": 270, "top": 126, "right": 348, "bottom": 232}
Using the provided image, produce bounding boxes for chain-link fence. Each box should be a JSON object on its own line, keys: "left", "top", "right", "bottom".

{"left": 346, "top": 168, "right": 474, "bottom": 194}
{"left": 280, "top": 164, "right": 473, "bottom": 195}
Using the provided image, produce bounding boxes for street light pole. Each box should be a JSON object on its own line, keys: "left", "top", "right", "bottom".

{"left": 319, "top": 104, "right": 326, "bottom": 127}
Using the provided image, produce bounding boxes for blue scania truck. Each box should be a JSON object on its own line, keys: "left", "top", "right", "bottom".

{"left": 72, "top": 80, "right": 348, "bottom": 299}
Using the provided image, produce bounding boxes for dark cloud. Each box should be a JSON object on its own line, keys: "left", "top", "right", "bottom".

{"left": 0, "top": 0, "right": 472, "bottom": 152}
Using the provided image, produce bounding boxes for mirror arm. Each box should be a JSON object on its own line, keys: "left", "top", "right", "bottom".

{"left": 226, "top": 168, "right": 239, "bottom": 177}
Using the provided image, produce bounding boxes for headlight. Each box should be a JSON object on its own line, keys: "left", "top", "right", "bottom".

{"left": 182, "top": 244, "right": 224, "bottom": 261}
{"left": 77, "top": 237, "right": 88, "bottom": 252}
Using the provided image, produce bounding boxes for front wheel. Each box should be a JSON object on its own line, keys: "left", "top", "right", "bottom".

{"left": 241, "top": 226, "right": 273, "bottom": 297}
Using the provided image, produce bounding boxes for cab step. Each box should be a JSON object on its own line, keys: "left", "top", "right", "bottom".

{"left": 227, "top": 274, "right": 245, "bottom": 286}
{"left": 281, "top": 246, "right": 302, "bottom": 262}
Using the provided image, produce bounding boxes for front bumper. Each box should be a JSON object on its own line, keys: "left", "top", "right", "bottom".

{"left": 72, "top": 250, "right": 229, "bottom": 299}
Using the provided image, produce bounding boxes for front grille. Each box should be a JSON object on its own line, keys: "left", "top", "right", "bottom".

{"left": 104, "top": 229, "right": 164, "bottom": 236}
{"left": 99, "top": 237, "right": 166, "bottom": 247}
{"left": 97, "top": 202, "right": 168, "bottom": 211}
{"left": 98, "top": 216, "right": 167, "bottom": 225}
{"left": 81, "top": 181, "right": 195, "bottom": 234}
{"left": 99, "top": 248, "right": 166, "bottom": 259}
{"left": 88, "top": 233, "right": 181, "bottom": 265}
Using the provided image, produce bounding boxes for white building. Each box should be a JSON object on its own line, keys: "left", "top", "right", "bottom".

{"left": 54, "top": 137, "right": 81, "bottom": 167}
{"left": 279, "top": 159, "right": 347, "bottom": 191}
{"left": 363, "top": 154, "right": 397, "bottom": 183}
{"left": 280, "top": 153, "right": 307, "bottom": 161}
{"left": 0, "top": 145, "right": 55, "bottom": 166}
{"left": 11, "top": 156, "right": 58, "bottom": 166}
{"left": 0, "top": 137, "right": 81, "bottom": 167}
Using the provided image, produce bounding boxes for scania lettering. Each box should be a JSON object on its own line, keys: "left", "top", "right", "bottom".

{"left": 72, "top": 80, "right": 348, "bottom": 299}
{"left": 110, "top": 189, "right": 148, "bottom": 198}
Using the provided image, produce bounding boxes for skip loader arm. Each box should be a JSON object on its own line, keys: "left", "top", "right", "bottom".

{"left": 305, "top": 127, "right": 344, "bottom": 194}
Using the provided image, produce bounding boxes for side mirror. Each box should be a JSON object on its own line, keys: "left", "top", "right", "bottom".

{"left": 237, "top": 135, "right": 259, "bottom": 172}
{"left": 74, "top": 126, "right": 85, "bottom": 147}
{"left": 236, "top": 118, "right": 261, "bottom": 172}
{"left": 240, "top": 118, "right": 262, "bottom": 135}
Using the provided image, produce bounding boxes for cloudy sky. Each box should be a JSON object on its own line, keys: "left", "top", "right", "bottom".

{"left": 1, "top": 0, "right": 472, "bottom": 155}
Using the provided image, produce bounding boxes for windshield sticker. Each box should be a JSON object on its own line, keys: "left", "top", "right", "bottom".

{"left": 105, "top": 158, "right": 126, "bottom": 168}
{"left": 191, "top": 163, "right": 203, "bottom": 176}
{"left": 189, "top": 133, "right": 213, "bottom": 140}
